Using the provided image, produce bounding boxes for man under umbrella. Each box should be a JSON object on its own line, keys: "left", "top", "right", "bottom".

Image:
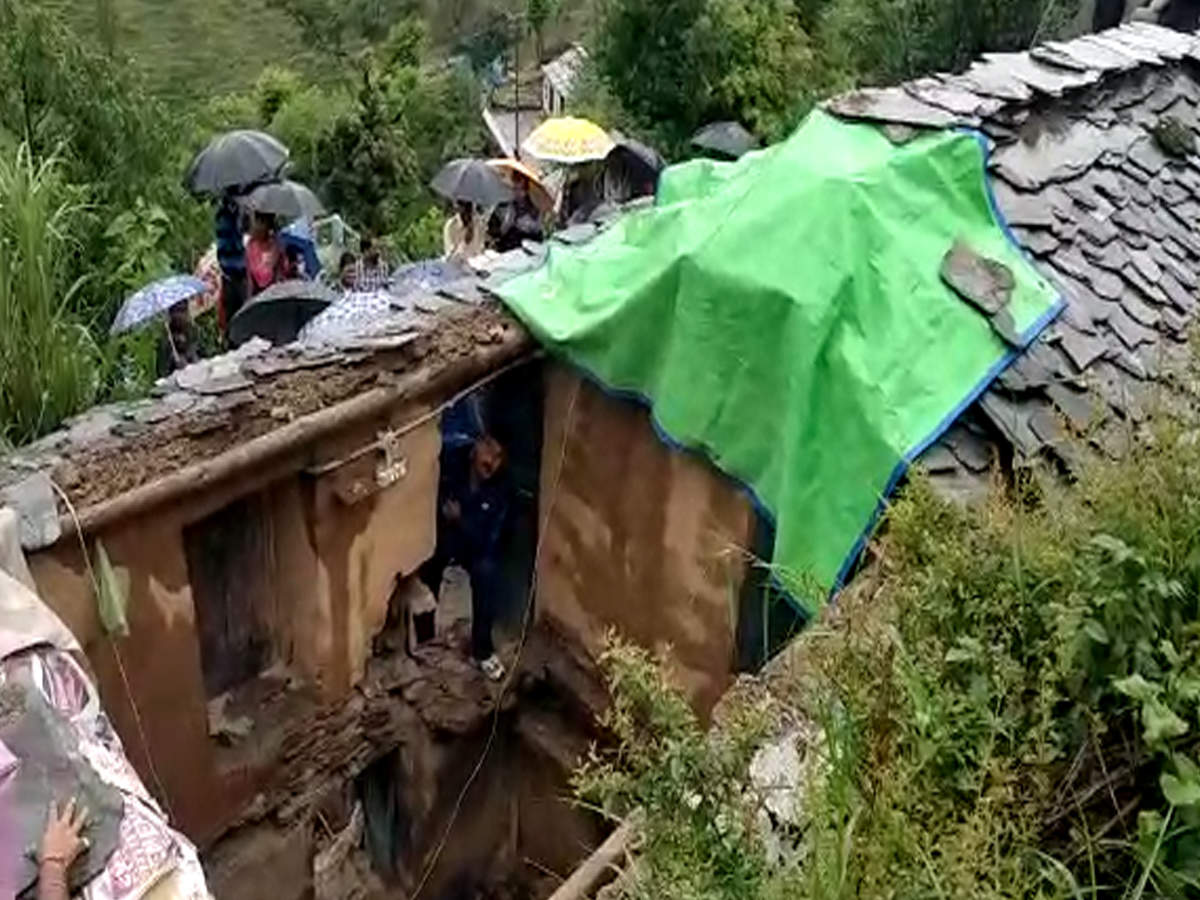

{"left": 185, "top": 129, "right": 290, "bottom": 334}
{"left": 215, "top": 192, "right": 248, "bottom": 323}
{"left": 431, "top": 159, "right": 514, "bottom": 262}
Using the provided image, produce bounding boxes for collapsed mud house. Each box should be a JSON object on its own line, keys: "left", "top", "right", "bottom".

{"left": 3, "top": 18, "right": 1200, "bottom": 900}
{"left": 0, "top": 257, "right": 763, "bottom": 897}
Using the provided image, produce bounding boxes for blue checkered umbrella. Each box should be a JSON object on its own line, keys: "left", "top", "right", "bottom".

{"left": 110, "top": 275, "right": 208, "bottom": 335}
{"left": 390, "top": 259, "right": 468, "bottom": 299}
{"left": 299, "top": 290, "right": 394, "bottom": 345}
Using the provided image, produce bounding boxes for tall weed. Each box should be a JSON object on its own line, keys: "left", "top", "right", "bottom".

{"left": 0, "top": 145, "right": 99, "bottom": 444}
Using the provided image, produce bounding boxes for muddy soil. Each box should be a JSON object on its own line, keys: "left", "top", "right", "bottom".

{"left": 51, "top": 305, "right": 525, "bottom": 510}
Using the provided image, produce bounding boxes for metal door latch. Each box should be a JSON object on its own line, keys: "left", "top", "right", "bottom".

{"left": 375, "top": 428, "right": 408, "bottom": 488}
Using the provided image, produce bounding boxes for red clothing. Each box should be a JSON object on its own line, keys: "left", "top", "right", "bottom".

{"left": 246, "top": 235, "right": 287, "bottom": 294}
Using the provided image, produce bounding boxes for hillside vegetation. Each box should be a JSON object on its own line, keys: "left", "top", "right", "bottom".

{"left": 581, "top": 363, "right": 1200, "bottom": 898}
{"left": 45, "top": 0, "right": 590, "bottom": 101}
{"left": 0, "top": 0, "right": 1086, "bottom": 449}
{"left": 44, "top": 0, "right": 325, "bottom": 100}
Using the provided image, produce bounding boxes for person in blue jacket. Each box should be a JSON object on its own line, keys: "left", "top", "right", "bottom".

{"left": 418, "top": 433, "right": 511, "bottom": 680}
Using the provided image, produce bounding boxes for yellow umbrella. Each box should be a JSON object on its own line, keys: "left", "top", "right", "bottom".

{"left": 522, "top": 117, "right": 615, "bottom": 165}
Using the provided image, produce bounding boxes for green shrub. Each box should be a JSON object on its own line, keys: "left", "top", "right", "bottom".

{"left": 576, "top": 637, "right": 796, "bottom": 900}
{"left": 591, "top": 0, "right": 815, "bottom": 155}
{"left": 817, "top": 0, "right": 1080, "bottom": 86}
{"left": 586, "top": 375, "right": 1200, "bottom": 898}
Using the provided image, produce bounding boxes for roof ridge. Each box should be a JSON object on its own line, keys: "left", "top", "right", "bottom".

{"left": 827, "top": 22, "right": 1200, "bottom": 129}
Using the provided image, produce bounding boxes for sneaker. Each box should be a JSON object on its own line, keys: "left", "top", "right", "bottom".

{"left": 479, "top": 654, "right": 505, "bottom": 682}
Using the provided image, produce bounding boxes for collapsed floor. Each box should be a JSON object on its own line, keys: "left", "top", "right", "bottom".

{"left": 200, "top": 593, "right": 611, "bottom": 900}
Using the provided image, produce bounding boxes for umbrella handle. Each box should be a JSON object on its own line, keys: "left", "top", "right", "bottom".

{"left": 164, "top": 317, "right": 182, "bottom": 369}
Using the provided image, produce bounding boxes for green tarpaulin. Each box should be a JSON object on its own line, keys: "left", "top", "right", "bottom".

{"left": 497, "top": 110, "right": 1061, "bottom": 613}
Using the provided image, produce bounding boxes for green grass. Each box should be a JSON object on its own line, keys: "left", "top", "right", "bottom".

{"left": 45, "top": 0, "right": 326, "bottom": 101}
{"left": 45, "top": 0, "right": 594, "bottom": 103}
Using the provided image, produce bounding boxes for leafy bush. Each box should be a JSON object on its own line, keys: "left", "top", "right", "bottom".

{"left": 592, "top": 0, "right": 814, "bottom": 154}
{"left": 585, "top": 375, "right": 1200, "bottom": 897}
{"left": 575, "top": 637, "right": 795, "bottom": 900}
{"left": 0, "top": 0, "right": 210, "bottom": 328}
{"left": 587, "top": 0, "right": 1081, "bottom": 153}
{"left": 817, "top": 0, "right": 1079, "bottom": 86}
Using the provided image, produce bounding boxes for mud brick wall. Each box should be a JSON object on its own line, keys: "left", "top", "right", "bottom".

{"left": 536, "top": 365, "right": 757, "bottom": 716}
{"left": 23, "top": 414, "right": 440, "bottom": 842}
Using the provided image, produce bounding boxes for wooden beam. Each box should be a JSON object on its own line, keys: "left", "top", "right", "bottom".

{"left": 61, "top": 334, "right": 533, "bottom": 538}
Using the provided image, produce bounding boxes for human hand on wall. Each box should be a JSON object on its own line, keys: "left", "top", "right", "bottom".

{"left": 38, "top": 798, "right": 89, "bottom": 900}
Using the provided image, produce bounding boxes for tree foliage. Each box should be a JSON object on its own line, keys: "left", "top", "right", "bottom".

{"left": 818, "top": 0, "right": 1076, "bottom": 86}
{"left": 264, "top": 0, "right": 421, "bottom": 57}
{"left": 527, "top": 0, "right": 562, "bottom": 61}
{"left": 0, "top": 1, "right": 208, "bottom": 324}
{"left": 592, "top": 0, "right": 814, "bottom": 153}
{"left": 249, "top": 18, "right": 485, "bottom": 257}
{"left": 589, "top": 0, "right": 1080, "bottom": 153}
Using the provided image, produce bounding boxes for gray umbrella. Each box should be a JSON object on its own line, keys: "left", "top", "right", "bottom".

{"left": 228, "top": 279, "right": 336, "bottom": 347}
{"left": 243, "top": 179, "right": 326, "bottom": 220}
{"left": 690, "top": 121, "right": 760, "bottom": 159}
{"left": 186, "top": 130, "right": 290, "bottom": 195}
{"left": 608, "top": 139, "right": 666, "bottom": 188}
{"left": 431, "top": 159, "right": 514, "bottom": 208}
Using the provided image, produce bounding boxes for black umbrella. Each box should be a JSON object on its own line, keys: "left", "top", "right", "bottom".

{"left": 228, "top": 280, "right": 336, "bottom": 347}
{"left": 243, "top": 179, "right": 325, "bottom": 220}
{"left": 186, "top": 130, "right": 290, "bottom": 195}
{"left": 690, "top": 121, "right": 760, "bottom": 160}
{"left": 607, "top": 139, "right": 666, "bottom": 189}
{"left": 431, "top": 159, "right": 514, "bottom": 208}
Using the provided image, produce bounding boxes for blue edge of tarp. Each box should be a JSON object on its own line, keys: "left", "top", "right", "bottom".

{"left": 512, "top": 128, "right": 1066, "bottom": 620}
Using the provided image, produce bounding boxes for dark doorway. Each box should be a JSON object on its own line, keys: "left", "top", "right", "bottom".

{"left": 183, "top": 494, "right": 276, "bottom": 696}
{"left": 735, "top": 513, "right": 810, "bottom": 672}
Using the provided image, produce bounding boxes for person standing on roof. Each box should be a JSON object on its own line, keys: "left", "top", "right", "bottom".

{"left": 419, "top": 434, "right": 511, "bottom": 681}
{"left": 215, "top": 192, "right": 247, "bottom": 325}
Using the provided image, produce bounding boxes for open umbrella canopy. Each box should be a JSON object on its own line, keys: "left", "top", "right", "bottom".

{"left": 431, "top": 159, "right": 514, "bottom": 208}
{"left": 487, "top": 159, "right": 555, "bottom": 214}
{"left": 243, "top": 179, "right": 325, "bottom": 221}
{"left": 691, "top": 121, "right": 760, "bottom": 159}
{"left": 391, "top": 259, "right": 469, "bottom": 299}
{"left": 607, "top": 139, "right": 666, "bottom": 195}
{"left": 280, "top": 220, "right": 322, "bottom": 278}
{"left": 300, "top": 290, "right": 396, "bottom": 345}
{"left": 228, "top": 279, "right": 335, "bottom": 347}
{"left": 186, "top": 130, "right": 289, "bottom": 195}
{"left": 523, "top": 117, "right": 615, "bottom": 164}
{"left": 609, "top": 139, "right": 665, "bottom": 176}
{"left": 110, "top": 275, "right": 207, "bottom": 335}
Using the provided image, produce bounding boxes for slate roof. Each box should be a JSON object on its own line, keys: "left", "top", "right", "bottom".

{"left": 541, "top": 45, "right": 588, "bottom": 100}
{"left": 827, "top": 22, "right": 1200, "bottom": 503}
{"left": 0, "top": 255, "right": 548, "bottom": 549}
